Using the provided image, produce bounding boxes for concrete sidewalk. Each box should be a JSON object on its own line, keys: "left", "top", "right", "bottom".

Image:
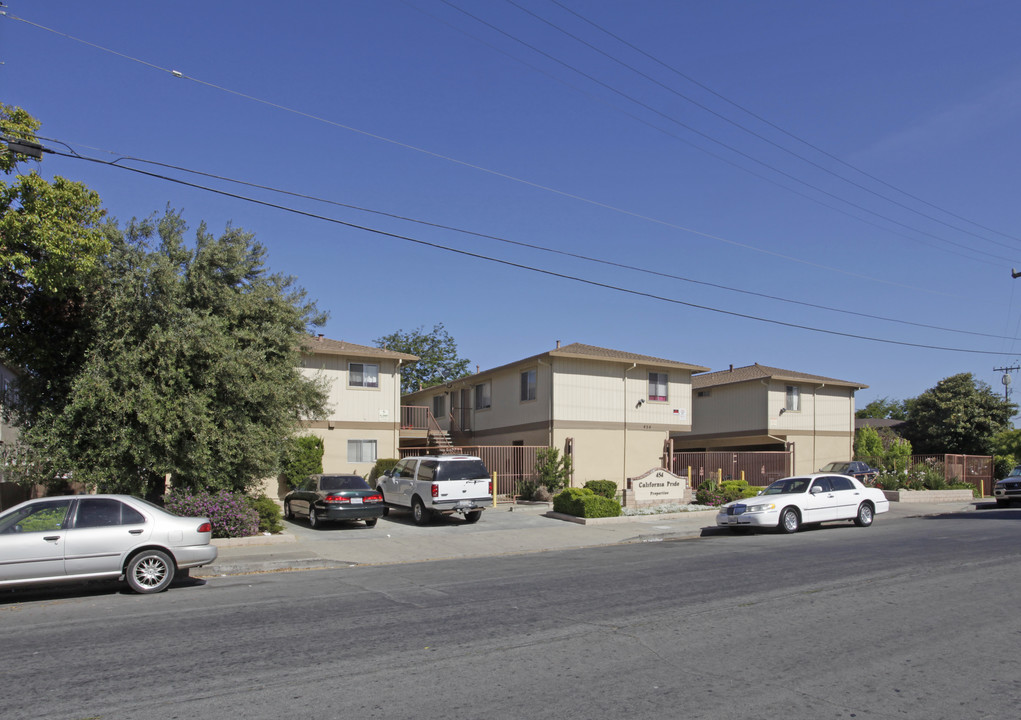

{"left": 193, "top": 499, "right": 985, "bottom": 578}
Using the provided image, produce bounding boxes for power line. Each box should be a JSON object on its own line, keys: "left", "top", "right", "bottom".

{"left": 436, "top": 0, "right": 1018, "bottom": 264}
{"left": 56, "top": 141, "right": 1015, "bottom": 343}
{"left": 545, "top": 0, "right": 1021, "bottom": 249}
{"left": 6, "top": 8, "right": 1018, "bottom": 276}
{"left": 29, "top": 140, "right": 1021, "bottom": 357}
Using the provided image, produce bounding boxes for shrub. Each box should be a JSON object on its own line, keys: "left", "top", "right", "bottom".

{"left": 994, "top": 454, "right": 1016, "bottom": 480}
{"left": 516, "top": 478, "right": 546, "bottom": 501}
{"left": 281, "top": 435, "right": 324, "bottom": 489}
{"left": 695, "top": 480, "right": 726, "bottom": 506}
{"left": 720, "top": 479, "right": 760, "bottom": 502}
{"left": 247, "top": 494, "right": 284, "bottom": 534}
{"left": 584, "top": 480, "right": 617, "bottom": 499}
{"left": 874, "top": 473, "right": 902, "bottom": 491}
{"left": 165, "top": 488, "right": 260, "bottom": 539}
{"left": 552, "top": 487, "right": 621, "bottom": 518}
{"left": 369, "top": 458, "right": 400, "bottom": 485}
{"left": 535, "top": 447, "right": 572, "bottom": 494}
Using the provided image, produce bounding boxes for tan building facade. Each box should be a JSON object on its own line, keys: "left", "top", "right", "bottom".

{"left": 261, "top": 336, "right": 417, "bottom": 498}
{"left": 403, "top": 343, "right": 709, "bottom": 486}
{"left": 672, "top": 364, "right": 866, "bottom": 475}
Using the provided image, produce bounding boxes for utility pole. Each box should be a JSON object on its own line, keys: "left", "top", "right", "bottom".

{"left": 995, "top": 365, "right": 1020, "bottom": 400}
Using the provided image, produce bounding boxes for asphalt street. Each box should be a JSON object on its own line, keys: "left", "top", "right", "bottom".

{"left": 3, "top": 501, "right": 1019, "bottom": 720}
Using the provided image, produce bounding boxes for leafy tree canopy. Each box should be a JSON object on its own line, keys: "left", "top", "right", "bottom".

{"left": 375, "top": 322, "right": 470, "bottom": 396}
{"left": 22, "top": 209, "right": 329, "bottom": 497}
{"left": 901, "top": 373, "right": 1016, "bottom": 455}
{"left": 1, "top": 103, "right": 113, "bottom": 422}
{"left": 855, "top": 396, "right": 907, "bottom": 420}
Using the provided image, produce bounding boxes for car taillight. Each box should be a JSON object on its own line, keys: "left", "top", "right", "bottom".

{"left": 198, "top": 522, "right": 212, "bottom": 533}
{"left": 432, "top": 483, "right": 439, "bottom": 498}
{"left": 489, "top": 480, "right": 493, "bottom": 495}
{"left": 325, "top": 495, "right": 350, "bottom": 503}
{"left": 365, "top": 493, "right": 383, "bottom": 503}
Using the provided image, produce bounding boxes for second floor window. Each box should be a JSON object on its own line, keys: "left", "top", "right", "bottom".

{"left": 786, "top": 385, "right": 801, "bottom": 412}
{"left": 521, "top": 369, "right": 536, "bottom": 402}
{"left": 475, "top": 382, "right": 491, "bottom": 410}
{"left": 648, "top": 372, "right": 668, "bottom": 402}
{"left": 349, "top": 363, "right": 379, "bottom": 388}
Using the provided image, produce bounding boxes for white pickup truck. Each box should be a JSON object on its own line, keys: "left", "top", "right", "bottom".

{"left": 377, "top": 455, "right": 493, "bottom": 525}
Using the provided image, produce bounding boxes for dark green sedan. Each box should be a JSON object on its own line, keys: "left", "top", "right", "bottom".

{"left": 284, "top": 475, "right": 385, "bottom": 529}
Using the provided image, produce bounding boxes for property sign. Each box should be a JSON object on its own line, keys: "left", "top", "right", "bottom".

{"left": 630, "top": 468, "right": 689, "bottom": 504}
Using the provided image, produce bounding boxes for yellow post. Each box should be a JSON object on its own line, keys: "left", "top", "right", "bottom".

{"left": 741, "top": 470, "right": 745, "bottom": 482}
{"left": 492, "top": 472, "right": 497, "bottom": 507}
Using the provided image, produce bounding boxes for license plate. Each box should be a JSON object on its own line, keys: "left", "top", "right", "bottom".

{"left": 727, "top": 516, "right": 738, "bottom": 524}
{"left": 351, "top": 498, "right": 363, "bottom": 505}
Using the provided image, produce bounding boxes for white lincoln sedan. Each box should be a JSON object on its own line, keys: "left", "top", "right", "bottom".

{"left": 716, "top": 474, "right": 890, "bottom": 534}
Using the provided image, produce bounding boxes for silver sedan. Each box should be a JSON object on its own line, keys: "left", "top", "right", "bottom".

{"left": 0, "top": 494, "right": 217, "bottom": 594}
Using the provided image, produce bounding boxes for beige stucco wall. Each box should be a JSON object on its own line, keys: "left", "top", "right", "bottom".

{"left": 552, "top": 356, "right": 692, "bottom": 427}
{"left": 690, "top": 382, "right": 767, "bottom": 436}
{"left": 554, "top": 426, "right": 668, "bottom": 486}
{"left": 786, "top": 432, "right": 854, "bottom": 475}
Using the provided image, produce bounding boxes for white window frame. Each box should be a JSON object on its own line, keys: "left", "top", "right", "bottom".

{"left": 347, "top": 439, "right": 377, "bottom": 463}
{"left": 348, "top": 363, "right": 379, "bottom": 388}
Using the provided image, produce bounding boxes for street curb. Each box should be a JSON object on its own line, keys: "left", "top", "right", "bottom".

{"left": 544, "top": 509, "right": 718, "bottom": 525}
{"left": 212, "top": 533, "right": 296, "bottom": 548}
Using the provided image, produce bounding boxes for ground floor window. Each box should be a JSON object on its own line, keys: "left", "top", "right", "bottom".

{"left": 347, "top": 439, "right": 377, "bottom": 463}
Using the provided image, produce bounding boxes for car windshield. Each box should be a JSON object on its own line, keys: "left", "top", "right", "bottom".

{"left": 761, "top": 478, "right": 811, "bottom": 495}
{"left": 1008, "top": 466, "right": 1021, "bottom": 478}
{"left": 320, "top": 476, "right": 369, "bottom": 491}
{"left": 819, "top": 462, "right": 849, "bottom": 473}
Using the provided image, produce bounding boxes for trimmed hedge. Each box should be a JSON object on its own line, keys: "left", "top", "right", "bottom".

{"left": 553, "top": 487, "right": 621, "bottom": 518}
{"left": 583, "top": 480, "right": 618, "bottom": 499}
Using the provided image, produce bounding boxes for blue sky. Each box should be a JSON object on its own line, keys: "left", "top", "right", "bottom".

{"left": 4, "top": 1, "right": 1021, "bottom": 411}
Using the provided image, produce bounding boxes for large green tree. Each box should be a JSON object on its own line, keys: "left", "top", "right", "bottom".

{"left": 23, "top": 210, "right": 329, "bottom": 497}
{"left": 855, "top": 396, "right": 907, "bottom": 420}
{"left": 0, "top": 103, "right": 112, "bottom": 425}
{"left": 901, "top": 373, "right": 1016, "bottom": 455}
{"left": 375, "top": 322, "right": 470, "bottom": 396}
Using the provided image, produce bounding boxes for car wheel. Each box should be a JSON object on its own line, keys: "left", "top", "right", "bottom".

{"left": 464, "top": 510, "right": 482, "bottom": 524}
{"left": 854, "top": 502, "right": 874, "bottom": 527}
{"left": 412, "top": 497, "right": 430, "bottom": 526}
{"left": 377, "top": 489, "right": 390, "bottom": 517}
{"left": 284, "top": 501, "right": 294, "bottom": 520}
{"left": 779, "top": 507, "right": 800, "bottom": 534}
{"left": 364, "top": 518, "right": 378, "bottom": 528}
{"left": 126, "top": 549, "right": 175, "bottom": 594}
{"left": 308, "top": 506, "right": 320, "bottom": 529}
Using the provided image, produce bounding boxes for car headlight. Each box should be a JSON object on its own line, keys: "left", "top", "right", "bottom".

{"left": 746, "top": 503, "right": 776, "bottom": 513}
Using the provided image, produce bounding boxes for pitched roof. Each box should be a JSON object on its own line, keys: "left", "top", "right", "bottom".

{"left": 548, "top": 343, "right": 709, "bottom": 372}
{"left": 301, "top": 335, "right": 419, "bottom": 362}
{"left": 692, "top": 363, "right": 867, "bottom": 390}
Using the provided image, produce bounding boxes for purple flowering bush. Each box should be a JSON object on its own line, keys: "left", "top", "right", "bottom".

{"left": 165, "top": 488, "right": 260, "bottom": 539}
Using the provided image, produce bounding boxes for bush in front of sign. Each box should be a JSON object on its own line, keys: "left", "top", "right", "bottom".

{"left": 553, "top": 487, "right": 621, "bottom": 518}
{"left": 583, "top": 480, "right": 617, "bottom": 499}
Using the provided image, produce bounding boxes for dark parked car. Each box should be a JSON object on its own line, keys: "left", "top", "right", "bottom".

{"left": 993, "top": 465, "right": 1021, "bottom": 507}
{"left": 818, "top": 461, "right": 880, "bottom": 484}
{"left": 284, "top": 474, "right": 384, "bottom": 529}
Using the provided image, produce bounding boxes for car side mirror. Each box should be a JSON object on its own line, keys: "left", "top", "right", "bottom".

{"left": 810, "top": 486, "right": 822, "bottom": 494}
